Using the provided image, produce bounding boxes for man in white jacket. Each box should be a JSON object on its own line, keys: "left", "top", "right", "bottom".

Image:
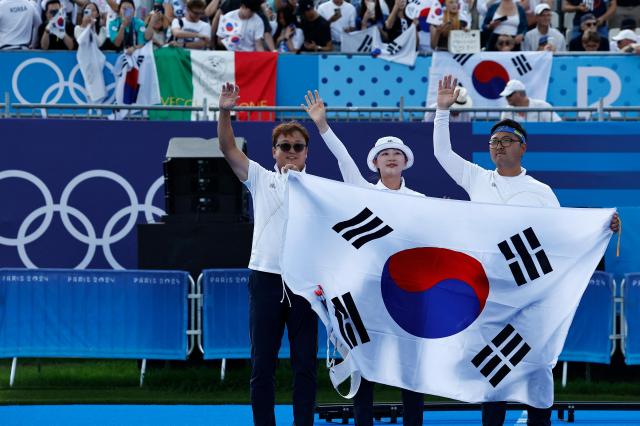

{"left": 433, "top": 74, "right": 619, "bottom": 426}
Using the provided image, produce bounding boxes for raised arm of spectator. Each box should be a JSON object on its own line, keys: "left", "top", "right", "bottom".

{"left": 218, "top": 83, "right": 249, "bottom": 181}
{"left": 597, "top": 0, "right": 617, "bottom": 26}
{"left": 385, "top": 0, "right": 404, "bottom": 31}
{"left": 302, "top": 90, "right": 369, "bottom": 187}
{"left": 205, "top": 0, "right": 220, "bottom": 17}
{"left": 433, "top": 75, "right": 473, "bottom": 187}
{"left": 164, "top": 1, "right": 177, "bottom": 20}
{"left": 561, "top": 0, "right": 588, "bottom": 13}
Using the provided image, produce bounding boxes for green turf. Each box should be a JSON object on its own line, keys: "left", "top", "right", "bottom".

{"left": 0, "top": 359, "right": 638, "bottom": 405}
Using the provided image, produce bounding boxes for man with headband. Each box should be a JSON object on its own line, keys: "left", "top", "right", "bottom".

{"left": 433, "top": 75, "right": 619, "bottom": 426}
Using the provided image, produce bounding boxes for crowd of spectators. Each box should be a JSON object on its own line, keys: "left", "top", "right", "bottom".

{"left": 0, "top": 0, "right": 638, "bottom": 53}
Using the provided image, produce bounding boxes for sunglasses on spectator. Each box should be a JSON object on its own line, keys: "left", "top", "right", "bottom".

{"left": 276, "top": 143, "right": 307, "bottom": 153}
{"left": 497, "top": 40, "right": 513, "bottom": 46}
{"left": 48, "top": 8, "right": 60, "bottom": 13}
{"left": 584, "top": 21, "right": 597, "bottom": 27}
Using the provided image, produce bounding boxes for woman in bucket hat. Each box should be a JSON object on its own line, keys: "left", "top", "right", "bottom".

{"left": 303, "top": 90, "right": 423, "bottom": 198}
{"left": 303, "top": 89, "right": 425, "bottom": 426}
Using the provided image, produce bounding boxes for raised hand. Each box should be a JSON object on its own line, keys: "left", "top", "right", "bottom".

{"left": 219, "top": 82, "right": 239, "bottom": 111}
{"left": 301, "top": 89, "right": 329, "bottom": 133}
{"left": 437, "top": 75, "right": 460, "bottom": 110}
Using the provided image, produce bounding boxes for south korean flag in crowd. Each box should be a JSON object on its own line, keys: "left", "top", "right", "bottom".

{"left": 341, "top": 24, "right": 417, "bottom": 66}
{"left": 219, "top": 14, "right": 244, "bottom": 51}
{"left": 281, "top": 172, "right": 613, "bottom": 407}
{"left": 47, "top": 7, "right": 67, "bottom": 39}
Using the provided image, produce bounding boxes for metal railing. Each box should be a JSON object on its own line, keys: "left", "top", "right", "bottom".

{"left": 4, "top": 96, "right": 640, "bottom": 122}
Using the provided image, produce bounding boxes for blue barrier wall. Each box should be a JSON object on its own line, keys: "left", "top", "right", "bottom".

{"left": 1, "top": 51, "right": 639, "bottom": 108}
{"left": 0, "top": 119, "right": 637, "bottom": 270}
{"left": 0, "top": 269, "right": 188, "bottom": 359}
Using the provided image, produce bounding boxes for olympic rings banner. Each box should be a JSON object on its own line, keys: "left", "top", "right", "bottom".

{"left": 1, "top": 52, "right": 640, "bottom": 115}
{"left": 0, "top": 118, "right": 637, "bottom": 270}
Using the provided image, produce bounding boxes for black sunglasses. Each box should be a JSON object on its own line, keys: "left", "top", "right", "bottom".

{"left": 276, "top": 143, "right": 307, "bottom": 153}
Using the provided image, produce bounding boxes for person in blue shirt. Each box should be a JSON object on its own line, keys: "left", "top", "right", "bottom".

{"left": 108, "top": 0, "right": 153, "bottom": 52}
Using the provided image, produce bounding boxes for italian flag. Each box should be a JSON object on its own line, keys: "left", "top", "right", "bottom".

{"left": 149, "top": 49, "right": 278, "bottom": 121}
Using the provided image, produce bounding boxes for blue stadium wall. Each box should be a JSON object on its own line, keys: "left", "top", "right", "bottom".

{"left": 0, "top": 119, "right": 638, "bottom": 277}
{"left": 1, "top": 52, "right": 639, "bottom": 108}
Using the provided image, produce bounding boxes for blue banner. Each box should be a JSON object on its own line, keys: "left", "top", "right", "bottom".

{"left": 558, "top": 271, "right": 614, "bottom": 364}
{"left": 0, "top": 119, "right": 636, "bottom": 270}
{"left": 201, "top": 269, "right": 327, "bottom": 359}
{"left": 1, "top": 52, "right": 639, "bottom": 111}
{"left": 0, "top": 269, "right": 188, "bottom": 359}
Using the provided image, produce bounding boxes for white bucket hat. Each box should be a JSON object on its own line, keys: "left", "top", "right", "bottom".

{"left": 366, "top": 136, "right": 414, "bottom": 172}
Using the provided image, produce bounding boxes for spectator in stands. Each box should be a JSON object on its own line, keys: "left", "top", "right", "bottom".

{"left": 217, "top": 81, "right": 318, "bottom": 426}
{"left": 170, "top": 0, "right": 209, "bottom": 48}
{"left": 317, "top": 0, "right": 356, "bottom": 49}
{"left": 562, "top": 0, "right": 616, "bottom": 39}
{"left": 262, "top": 1, "right": 277, "bottom": 34}
{"left": 0, "top": 0, "right": 41, "bottom": 49}
{"left": 37, "top": 0, "right": 76, "bottom": 50}
{"left": 499, "top": 79, "right": 562, "bottom": 122}
{"left": 612, "top": 0, "right": 639, "bottom": 27}
{"left": 610, "top": 28, "right": 638, "bottom": 50}
{"left": 299, "top": 0, "right": 332, "bottom": 51}
{"left": 494, "top": 32, "right": 517, "bottom": 49}
{"left": 382, "top": 0, "right": 413, "bottom": 41}
{"left": 580, "top": 27, "right": 604, "bottom": 50}
{"left": 522, "top": 3, "right": 566, "bottom": 51}
{"left": 273, "top": 4, "right": 303, "bottom": 51}
{"left": 517, "top": 0, "right": 553, "bottom": 27}
{"left": 568, "top": 13, "right": 609, "bottom": 50}
{"left": 145, "top": 6, "right": 170, "bottom": 47}
{"left": 74, "top": 2, "right": 108, "bottom": 48}
{"left": 430, "top": 0, "right": 468, "bottom": 51}
{"left": 215, "top": 0, "right": 275, "bottom": 51}
{"left": 216, "top": 0, "right": 265, "bottom": 50}
{"left": 216, "top": 0, "right": 276, "bottom": 52}
{"left": 482, "top": 0, "right": 527, "bottom": 50}
{"left": 109, "top": 0, "right": 153, "bottom": 51}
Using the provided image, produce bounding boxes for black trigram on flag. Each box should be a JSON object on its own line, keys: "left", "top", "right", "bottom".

{"left": 332, "top": 207, "right": 393, "bottom": 249}
{"left": 331, "top": 292, "right": 370, "bottom": 349}
{"left": 386, "top": 41, "right": 401, "bottom": 55}
{"left": 511, "top": 54, "right": 533, "bottom": 76}
{"left": 498, "top": 227, "right": 553, "bottom": 286}
{"left": 357, "top": 34, "right": 373, "bottom": 52}
{"left": 453, "top": 53, "right": 473, "bottom": 66}
{"left": 471, "top": 324, "right": 531, "bottom": 387}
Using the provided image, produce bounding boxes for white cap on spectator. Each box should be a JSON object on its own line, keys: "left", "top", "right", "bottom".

{"left": 612, "top": 29, "right": 638, "bottom": 42}
{"left": 534, "top": 3, "right": 551, "bottom": 15}
{"left": 451, "top": 87, "right": 473, "bottom": 109}
{"left": 499, "top": 80, "right": 526, "bottom": 97}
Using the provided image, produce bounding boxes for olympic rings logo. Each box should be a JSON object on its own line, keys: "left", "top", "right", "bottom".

{"left": 0, "top": 170, "right": 165, "bottom": 270}
{"left": 11, "top": 57, "right": 117, "bottom": 108}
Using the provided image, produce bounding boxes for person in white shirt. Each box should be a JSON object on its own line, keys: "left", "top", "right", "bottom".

{"left": 499, "top": 79, "right": 562, "bottom": 122}
{"left": 303, "top": 89, "right": 425, "bottom": 426}
{"left": 217, "top": 82, "right": 317, "bottom": 426}
{"left": 433, "top": 74, "right": 619, "bottom": 426}
{"left": 317, "top": 0, "right": 356, "bottom": 47}
{"left": 216, "top": 0, "right": 265, "bottom": 50}
{"left": 523, "top": 3, "right": 566, "bottom": 51}
{"left": 0, "top": 0, "right": 41, "bottom": 49}
{"left": 74, "top": 2, "right": 108, "bottom": 47}
{"left": 170, "top": 0, "right": 209, "bottom": 48}
{"left": 610, "top": 28, "right": 639, "bottom": 51}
